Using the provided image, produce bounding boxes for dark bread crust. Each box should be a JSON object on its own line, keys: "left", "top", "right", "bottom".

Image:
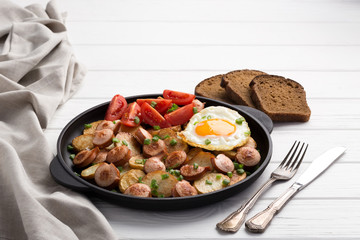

{"left": 221, "top": 70, "right": 267, "bottom": 108}
{"left": 250, "top": 75, "right": 311, "bottom": 122}
{"left": 195, "top": 74, "right": 235, "bottom": 104}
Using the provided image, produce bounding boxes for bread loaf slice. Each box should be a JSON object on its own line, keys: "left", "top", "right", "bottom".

{"left": 220, "top": 70, "right": 267, "bottom": 108}
{"left": 250, "top": 75, "right": 311, "bottom": 122}
{"left": 195, "top": 74, "right": 235, "bottom": 104}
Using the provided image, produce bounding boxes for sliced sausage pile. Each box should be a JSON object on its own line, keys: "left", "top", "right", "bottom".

{"left": 69, "top": 93, "right": 261, "bottom": 198}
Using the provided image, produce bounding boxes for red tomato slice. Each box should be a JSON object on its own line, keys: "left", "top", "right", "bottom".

{"left": 163, "top": 90, "right": 195, "bottom": 105}
{"left": 105, "top": 94, "right": 128, "bottom": 121}
{"left": 136, "top": 98, "right": 172, "bottom": 115}
{"left": 141, "top": 102, "right": 170, "bottom": 128}
{"left": 121, "top": 102, "right": 141, "bottom": 127}
{"left": 164, "top": 103, "right": 195, "bottom": 126}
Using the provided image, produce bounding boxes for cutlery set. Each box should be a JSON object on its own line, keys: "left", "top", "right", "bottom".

{"left": 216, "top": 141, "right": 346, "bottom": 233}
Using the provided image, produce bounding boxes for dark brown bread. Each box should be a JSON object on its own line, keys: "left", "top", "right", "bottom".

{"left": 220, "top": 70, "right": 267, "bottom": 108}
{"left": 250, "top": 75, "right": 311, "bottom": 122}
{"left": 195, "top": 74, "right": 235, "bottom": 104}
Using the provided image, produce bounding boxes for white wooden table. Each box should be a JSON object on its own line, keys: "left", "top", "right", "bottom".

{"left": 15, "top": 0, "right": 360, "bottom": 239}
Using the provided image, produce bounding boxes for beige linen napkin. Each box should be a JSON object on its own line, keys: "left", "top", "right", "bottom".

{"left": 0, "top": 1, "right": 117, "bottom": 239}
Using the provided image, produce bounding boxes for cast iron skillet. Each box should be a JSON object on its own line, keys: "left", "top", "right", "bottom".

{"left": 50, "top": 94, "right": 273, "bottom": 210}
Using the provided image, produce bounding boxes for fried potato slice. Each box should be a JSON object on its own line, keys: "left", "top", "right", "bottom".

{"left": 115, "top": 132, "right": 141, "bottom": 157}
{"left": 142, "top": 170, "right": 178, "bottom": 197}
{"left": 194, "top": 173, "right": 230, "bottom": 194}
{"left": 213, "top": 150, "right": 237, "bottom": 160}
{"left": 119, "top": 169, "right": 146, "bottom": 193}
{"left": 187, "top": 148, "right": 203, "bottom": 161}
{"left": 128, "top": 155, "right": 146, "bottom": 170}
{"left": 186, "top": 151, "right": 214, "bottom": 171}
{"left": 81, "top": 163, "right": 105, "bottom": 180}
{"left": 149, "top": 128, "right": 188, "bottom": 154}
{"left": 72, "top": 134, "right": 94, "bottom": 152}
{"left": 230, "top": 171, "right": 247, "bottom": 186}
{"left": 83, "top": 120, "right": 102, "bottom": 135}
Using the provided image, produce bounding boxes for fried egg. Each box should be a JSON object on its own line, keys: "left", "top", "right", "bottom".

{"left": 178, "top": 106, "right": 251, "bottom": 151}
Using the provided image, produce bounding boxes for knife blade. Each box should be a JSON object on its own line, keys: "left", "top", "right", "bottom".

{"left": 245, "top": 146, "right": 346, "bottom": 233}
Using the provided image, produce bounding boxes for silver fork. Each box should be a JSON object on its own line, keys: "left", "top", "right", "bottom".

{"left": 216, "top": 141, "right": 308, "bottom": 232}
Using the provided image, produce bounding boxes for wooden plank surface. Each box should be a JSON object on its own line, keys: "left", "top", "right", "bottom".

{"left": 12, "top": 0, "right": 360, "bottom": 239}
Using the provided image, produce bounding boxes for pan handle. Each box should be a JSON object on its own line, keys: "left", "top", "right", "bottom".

{"left": 50, "top": 155, "right": 91, "bottom": 192}
{"left": 234, "top": 105, "right": 273, "bottom": 133}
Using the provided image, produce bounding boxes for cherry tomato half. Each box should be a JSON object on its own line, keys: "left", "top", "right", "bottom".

{"left": 121, "top": 102, "right": 141, "bottom": 127}
{"left": 136, "top": 98, "right": 172, "bottom": 115}
{"left": 105, "top": 94, "right": 128, "bottom": 121}
{"left": 164, "top": 102, "right": 195, "bottom": 126}
{"left": 141, "top": 102, "right": 171, "bottom": 128}
{"left": 163, "top": 90, "right": 195, "bottom": 105}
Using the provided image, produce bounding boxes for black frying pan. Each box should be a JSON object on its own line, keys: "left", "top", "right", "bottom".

{"left": 50, "top": 94, "right": 273, "bottom": 210}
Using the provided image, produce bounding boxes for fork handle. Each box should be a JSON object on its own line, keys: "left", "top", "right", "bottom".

{"left": 245, "top": 183, "right": 302, "bottom": 233}
{"left": 216, "top": 177, "right": 277, "bottom": 232}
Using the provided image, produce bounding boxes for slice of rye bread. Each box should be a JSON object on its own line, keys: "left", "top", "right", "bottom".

{"left": 220, "top": 69, "right": 267, "bottom": 108}
{"left": 250, "top": 75, "right": 311, "bottom": 122}
{"left": 195, "top": 74, "right": 235, "bottom": 104}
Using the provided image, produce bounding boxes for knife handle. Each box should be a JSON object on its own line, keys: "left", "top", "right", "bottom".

{"left": 245, "top": 183, "right": 302, "bottom": 233}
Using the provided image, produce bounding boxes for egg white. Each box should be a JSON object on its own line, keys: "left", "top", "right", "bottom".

{"left": 178, "top": 106, "right": 251, "bottom": 151}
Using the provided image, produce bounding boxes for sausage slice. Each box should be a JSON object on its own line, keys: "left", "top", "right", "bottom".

{"left": 143, "top": 139, "right": 167, "bottom": 157}
{"left": 94, "top": 163, "right": 120, "bottom": 189}
{"left": 93, "top": 129, "right": 114, "bottom": 148}
{"left": 165, "top": 150, "right": 187, "bottom": 169}
{"left": 134, "top": 127, "right": 153, "bottom": 144}
{"left": 143, "top": 156, "right": 166, "bottom": 173}
{"left": 236, "top": 146, "right": 261, "bottom": 167}
{"left": 92, "top": 150, "right": 108, "bottom": 164}
{"left": 180, "top": 164, "right": 210, "bottom": 181}
{"left": 124, "top": 183, "right": 152, "bottom": 197}
{"left": 106, "top": 145, "right": 132, "bottom": 166}
{"left": 211, "top": 154, "right": 235, "bottom": 174}
{"left": 73, "top": 147, "right": 100, "bottom": 168}
{"left": 172, "top": 180, "right": 198, "bottom": 197}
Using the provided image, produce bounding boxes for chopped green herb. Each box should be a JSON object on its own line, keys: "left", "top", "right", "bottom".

{"left": 227, "top": 172, "right": 233, "bottom": 178}
{"left": 151, "top": 189, "right": 158, "bottom": 196}
{"left": 150, "top": 179, "right": 159, "bottom": 189}
{"left": 177, "top": 175, "right": 184, "bottom": 181}
{"left": 74, "top": 171, "right": 80, "bottom": 177}
{"left": 205, "top": 139, "right": 211, "bottom": 145}
{"left": 111, "top": 189, "right": 118, "bottom": 193}
{"left": 222, "top": 179, "right": 230, "bottom": 186}
{"left": 122, "top": 140, "right": 128, "bottom": 146}
{"left": 138, "top": 176, "right": 143, "bottom": 183}
{"left": 170, "top": 139, "right": 177, "bottom": 146}
{"left": 193, "top": 163, "right": 199, "bottom": 170}
{"left": 158, "top": 194, "right": 165, "bottom": 198}
{"left": 161, "top": 174, "right": 169, "bottom": 180}
{"left": 162, "top": 135, "right": 170, "bottom": 140}
{"left": 167, "top": 103, "right": 179, "bottom": 113}
{"left": 135, "top": 159, "right": 145, "bottom": 165}
{"left": 144, "top": 138, "right": 151, "bottom": 145}
{"left": 117, "top": 166, "right": 123, "bottom": 172}
{"left": 201, "top": 115, "right": 207, "bottom": 119}
{"left": 150, "top": 101, "right": 157, "bottom": 108}
{"left": 233, "top": 162, "right": 240, "bottom": 169}
{"left": 237, "top": 169, "right": 245, "bottom": 175}
{"left": 84, "top": 123, "right": 92, "bottom": 129}
{"left": 216, "top": 174, "right": 221, "bottom": 180}
{"left": 153, "top": 125, "right": 161, "bottom": 130}
{"left": 193, "top": 121, "right": 199, "bottom": 125}
{"left": 67, "top": 144, "right": 74, "bottom": 152}
{"left": 152, "top": 135, "right": 160, "bottom": 142}
{"left": 113, "top": 120, "right": 117, "bottom": 124}
{"left": 244, "top": 131, "right": 251, "bottom": 137}
{"left": 235, "top": 117, "right": 245, "bottom": 125}
{"left": 174, "top": 170, "right": 181, "bottom": 176}
{"left": 70, "top": 154, "right": 75, "bottom": 160}
{"left": 193, "top": 107, "right": 198, "bottom": 114}
{"left": 134, "top": 116, "right": 140, "bottom": 124}
{"left": 207, "top": 115, "right": 212, "bottom": 120}
{"left": 112, "top": 137, "right": 120, "bottom": 143}
{"left": 205, "top": 180, "right": 212, "bottom": 185}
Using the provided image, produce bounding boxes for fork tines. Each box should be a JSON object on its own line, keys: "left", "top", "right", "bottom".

{"left": 280, "top": 141, "right": 309, "bottom": 171}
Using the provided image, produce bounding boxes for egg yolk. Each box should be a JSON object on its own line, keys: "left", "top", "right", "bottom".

{"left": 195, "top": 119, "right": 236, "bottom": 136}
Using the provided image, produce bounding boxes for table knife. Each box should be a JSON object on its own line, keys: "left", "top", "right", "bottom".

{"left": 245, "top": 146, "right": 346, "bottom": 233}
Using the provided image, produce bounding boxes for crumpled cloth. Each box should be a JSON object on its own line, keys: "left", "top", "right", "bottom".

{"left": 0, "top": 1, "right": 117, "bottom": 239}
